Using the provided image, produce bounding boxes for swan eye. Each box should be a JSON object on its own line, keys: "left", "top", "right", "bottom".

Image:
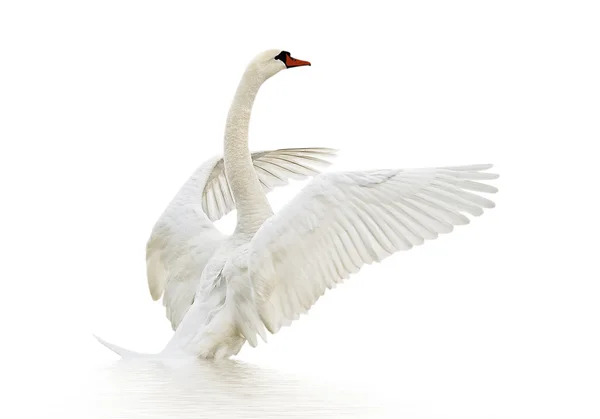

{"left": 274, "top": 51, "right": 289, "bottom": 62}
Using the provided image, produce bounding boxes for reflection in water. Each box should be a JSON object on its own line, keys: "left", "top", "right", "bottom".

{"left": 82, "top": 357, "right": 386, "bottom": 418}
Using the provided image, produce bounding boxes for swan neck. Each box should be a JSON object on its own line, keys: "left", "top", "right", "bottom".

{"left": 224, "top": 69, "right": 272, "bottom": 234}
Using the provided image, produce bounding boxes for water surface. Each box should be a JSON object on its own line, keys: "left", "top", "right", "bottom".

{"left": 13, "top": 357, "right": 388, "bottom": 418}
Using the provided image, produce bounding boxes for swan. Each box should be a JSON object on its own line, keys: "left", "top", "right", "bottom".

{"left": 96, "top": 49, "right": 498, "bottom": 361}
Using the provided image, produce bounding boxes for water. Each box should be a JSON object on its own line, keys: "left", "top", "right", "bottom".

{"left": 8, "top": 357, "right": 388, "bottom": 419}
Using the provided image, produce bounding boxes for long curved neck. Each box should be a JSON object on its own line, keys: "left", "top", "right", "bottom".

{"left": 224, "top": 68, "right": 273, "bottom": 235}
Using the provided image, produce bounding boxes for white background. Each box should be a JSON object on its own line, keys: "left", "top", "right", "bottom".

{"left": 1, "top": 1, "right": 599, "bottom": 418}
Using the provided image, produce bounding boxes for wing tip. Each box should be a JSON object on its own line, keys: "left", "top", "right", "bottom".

{"left": 149, "top": 288, "right": 162, "bottom": 301}
{"left": 443, "top": 163, "right": 497, "bottom": 172}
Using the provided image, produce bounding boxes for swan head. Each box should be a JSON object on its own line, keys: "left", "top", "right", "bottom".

{"left": 248, "top": 49, "right": 311, "bottom": 81}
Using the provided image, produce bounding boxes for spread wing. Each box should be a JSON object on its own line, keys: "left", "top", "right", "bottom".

{"left": 146, "top": 147, "right": 338, "bottom": 329}
{"left": 237, "top": 164, "right": 498, "bottom": 345}
{"left": 202, "top": 148, "right": 338, "bottom": 221}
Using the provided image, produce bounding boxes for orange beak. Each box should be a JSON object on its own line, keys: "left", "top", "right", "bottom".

{"left": 285, "top": 55, "right": 311, "bottom": 68}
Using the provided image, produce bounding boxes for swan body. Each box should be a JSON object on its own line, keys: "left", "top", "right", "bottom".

{"left": 96, "top": 49, "right": 498, "bottom": 360}
{"left": 147, "top": 148, "right": 337, "bottom": 330}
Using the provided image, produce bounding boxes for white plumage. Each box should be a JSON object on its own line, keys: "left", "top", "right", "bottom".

{"left": 146, "top": 148, "right": 337, "bottom": 330}
{"left": 246, "top": 165, "right": 498, "bottom": 338}
{"left": 96, "top": 49, "right": 498, "bottom": 360}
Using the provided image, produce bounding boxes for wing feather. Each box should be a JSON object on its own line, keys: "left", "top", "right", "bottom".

{"left": 147, "top": 147, "right": 337, "bottom": 329}
{"left": 203, "top": 147, "right": 338, "bottom": 221}
{"left": 238, "top": 165, "right": 498, "bottom": 340}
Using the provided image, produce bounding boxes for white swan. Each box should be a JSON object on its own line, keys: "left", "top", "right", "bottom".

{"left": 96, "top": 49, "right": 498, "bottom": 360}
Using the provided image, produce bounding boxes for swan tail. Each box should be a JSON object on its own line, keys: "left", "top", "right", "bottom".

{"left": 94, "top": 334, "right": 149, "bottom": 359}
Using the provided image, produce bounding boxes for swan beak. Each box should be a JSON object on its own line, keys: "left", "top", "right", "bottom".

{"left": 285, "top": 55, "right": 311, "bottom": 68}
